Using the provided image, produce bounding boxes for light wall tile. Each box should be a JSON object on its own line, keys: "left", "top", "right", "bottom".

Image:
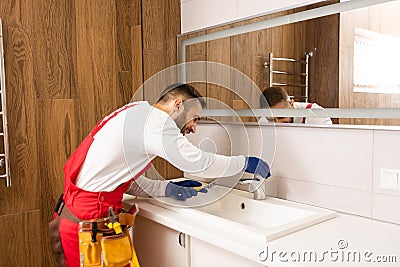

{"left": 187, "top": 123, "right": 232, "bottom": 155}
{"left": 271, "top": 127, "right": 373, "bottom": 191}
{"left": 373, "top": 131, "right": 400, "bottom": 197}
{"left": 276, "top": 177, "right": 372, "bottom": 217}
{"left": 372, "top": 193, "right": 400, "bottom": 225}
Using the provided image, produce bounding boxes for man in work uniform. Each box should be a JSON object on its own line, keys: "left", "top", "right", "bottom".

{"left": 260, "top": 86, "right": 332, "bottom": 125}
{"left": 58, "top": 83, "right": 271, "bottom": 266}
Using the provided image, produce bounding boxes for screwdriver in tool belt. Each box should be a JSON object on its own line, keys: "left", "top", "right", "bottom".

{"left": 89, "top": 219, "right": 98, "bottom": 242}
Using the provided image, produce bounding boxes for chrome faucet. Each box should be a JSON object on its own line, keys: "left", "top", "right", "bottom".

{"left": 238, "top": 174, "right": 266, "bottom": 200}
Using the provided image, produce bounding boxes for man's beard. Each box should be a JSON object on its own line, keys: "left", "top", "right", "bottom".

{"left": 174, "top": 115, "right": 190, "bottom": 135}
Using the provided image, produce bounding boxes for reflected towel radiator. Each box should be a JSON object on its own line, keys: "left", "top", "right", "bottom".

{"left": 0, "top": 19, "right": 11, "bottom": 187}
{"left": 264, "top": 52, "right": 312, "bottom": 102}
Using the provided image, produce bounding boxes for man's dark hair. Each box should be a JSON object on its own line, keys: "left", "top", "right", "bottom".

{"left": 260, "top": 87, "right": 289, "bottom": 108}
{"left": 157, "top": 83, "right": 206, "bottom": 108}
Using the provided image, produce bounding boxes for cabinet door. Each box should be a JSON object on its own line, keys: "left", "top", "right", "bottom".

{"left": 132, "top": 216, "right": 189, "bottom": 267}
{"left": 191, "top": 237, "right": 266, "bottom": 267}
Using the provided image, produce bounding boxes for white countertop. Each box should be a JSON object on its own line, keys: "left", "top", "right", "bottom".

{"left": 123, "top": 194, "right": 400, "bottom": 267}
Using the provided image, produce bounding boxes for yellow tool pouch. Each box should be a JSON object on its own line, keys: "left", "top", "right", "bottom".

{"left": 78, "top": 212, "right": 140, "bottom": 267}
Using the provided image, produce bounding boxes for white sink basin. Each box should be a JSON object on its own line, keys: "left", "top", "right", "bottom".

{"left": 150, "top": 186, "right": 336, "bottom": 241}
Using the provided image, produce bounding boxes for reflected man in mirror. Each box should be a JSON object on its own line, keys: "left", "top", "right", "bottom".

{"left": 259, "top": 86, "right": 332, "bottom": 125}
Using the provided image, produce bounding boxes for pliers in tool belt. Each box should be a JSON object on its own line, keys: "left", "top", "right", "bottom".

{"left": 107, "top": 207, "right": 122, "bottom": 234}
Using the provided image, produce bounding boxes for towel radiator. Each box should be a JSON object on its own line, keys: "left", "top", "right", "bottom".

{"left": 0, "top": 19, "right": 11, "bottom": 187}
{"left": 264, "top": 52, "right": 312, "bottom": 102}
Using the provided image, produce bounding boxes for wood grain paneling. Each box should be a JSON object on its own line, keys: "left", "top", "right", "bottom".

{"left": 32, "top": 0, "right": 77, "bottom": 99}
{"left": 131, "top": 25, "right": 144, "bottom": 100}
{"left": 141, "top": 0, "right": 182, "bottom": 178}
{"left": 75, "top": 0, "right": 117, "bottom": 136}
{"left": 117, "top": 71, "right": 134, "bottom": 106}
{"left": 0, "top": 27, "right": 39, "bottom": 215}
{"left": 307, "top": 14, "right": 339, "bottom": 108}
{"left": 183, "top": 31, "right": 207, "bottom": 99}
{"left": 0, "top": 0, "right": 182, "bottom": 264}
{"left": 0, "top": 210, "right": 43, "bottom": 266}
{"left": 142, "top": 0, "right": 164, "bottom": 44}
{"left": 231, "top": 29, "right": 255, "bottom": 102}
{"left": 36, "top": 99, "right": 80, "bottom": 266}
{"left": 207, "top": 26, "right": 232, "bottom": 110}
{"left": 142, "top": 0, "right": 181, "bottom": 102}
{"left": 132, "top": 0, "right": 142, "bottom": 27}
{"left": 116, "top": 0, "right": 133, "bottom": 72}
{"left": 0, "top": 0, "right": 31, "bottom": 28}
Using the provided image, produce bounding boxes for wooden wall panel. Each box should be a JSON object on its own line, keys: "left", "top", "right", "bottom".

{"left": 0, "top": 27, "right": 39, "bottom": 215}
{"left": 116, "top": 0, "right": 133, "bottom": 72}
{"left": 142, "top": 0, "right": 174, "bottom": 103}
{"left": 0, "top": 0, "right": 182, "bottom": 264}
{"left": 141, "top": 0, "right": 183, "bottom": 179}
{"left": 0, "top": 0, "right": 31, "bottom": 28}
{"left": 131, "top": 25, "right": 144, "bottom": 101}
{"left": 75, "top": 0, "right": 117, "bottom": 136}
{"left": 164, "top": 0, "right": 181, "bottom": 67}
{"left": 32, "top": 0, "right": 77, "bottom": 99}
{"left": 252, "top": 26, "right": 269, "bottom": 101}
{"left": 183, "top": 31, "right": 207, "bottom": 99}
{"left": 309, "top": 14, "right": 339, "bottom": 108}
{"left": 131, "top": 0, "right": 142, "bottom": 99}
{"left": 117, "top": 71, "right": 134, "bottom": 106}
{"left": 36, "top": 99, "right": 80, "bottom": 266}
{"left": 206, "top": 26, "right": 232, "bottom": 110}
{"left": 0, "top": 210, "right": 43, "bottom": 266}
{"left": 231, "top": 29, "right": 255, "bottom": 102}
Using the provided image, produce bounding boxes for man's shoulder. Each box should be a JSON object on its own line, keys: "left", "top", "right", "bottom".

{"left": 293, "top": 102, "right": 323, "bottom": 109}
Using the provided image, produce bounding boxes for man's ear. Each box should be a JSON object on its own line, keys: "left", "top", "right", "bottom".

{"left": 174, "top": 98, "right": 184, "bottom": 112}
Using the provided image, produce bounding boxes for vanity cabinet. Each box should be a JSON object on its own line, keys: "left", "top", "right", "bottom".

{"left": 133, "top": 214, "right": 266, "bottom": 267}
{"left": 190, "top": 237, "right": 266, "bottom": 267}
{"left": 132, "top": 216, "right": 190, "bottom": 267}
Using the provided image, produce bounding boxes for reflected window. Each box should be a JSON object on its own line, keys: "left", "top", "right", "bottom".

{"left": 353, "top": 27, "right": 400, "bottom": 94}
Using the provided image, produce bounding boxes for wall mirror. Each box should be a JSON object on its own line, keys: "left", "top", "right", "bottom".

{"left": 177, "top": 0, "right": 400, "bottom": 128}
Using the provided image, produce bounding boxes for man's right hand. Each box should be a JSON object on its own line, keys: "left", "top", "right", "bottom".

{"left": 165, "top": 182, "right": 199, "bottom": 201}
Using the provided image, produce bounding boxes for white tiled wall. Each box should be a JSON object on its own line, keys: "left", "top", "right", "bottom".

{"left": 270, "top": 127, "right": 373, "bottom": 192}
{"left": 371, "top": 131, "right": 400, "bottom": 224}
{"left": 190, "top": 123, "right": 400, "bottom": 225}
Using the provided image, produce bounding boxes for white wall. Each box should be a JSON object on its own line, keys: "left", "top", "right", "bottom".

{"left": 181, "top": 0, "right": 326, "bottom": 33}
{"left": 187, "top": 123, "right": 400, "bottom": 225}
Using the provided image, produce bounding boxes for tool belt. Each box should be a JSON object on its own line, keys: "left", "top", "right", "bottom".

{"left": 78, "top": 210, "right": 139, "bottom": 267}
{"left": 49, "top": 194, "right": 140, "bottom": 267}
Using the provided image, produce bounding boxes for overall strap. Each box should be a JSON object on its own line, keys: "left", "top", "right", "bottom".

{"left": 91, "top": 103, "right": 137, "bottom": 137}
{"left": 302, "top": 103, "right": 314, "bottom": 123}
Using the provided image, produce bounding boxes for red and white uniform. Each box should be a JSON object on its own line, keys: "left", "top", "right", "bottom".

{"left": 292, "top": 102, "right": 333, "bottom": 125}
{"left": 60, "top": 101, "right": 245, "bottom": 266}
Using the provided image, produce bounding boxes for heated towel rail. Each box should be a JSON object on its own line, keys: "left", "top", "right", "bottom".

{"left": 0, "top": 18, "right": 11, "bottom": 187}
{"left": 264, "top": 52, "right": 312, "bottom": 102}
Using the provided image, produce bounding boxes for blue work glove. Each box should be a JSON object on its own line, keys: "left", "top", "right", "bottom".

{"left": 172, "top": 180, "right": 201, "bottom": 187}
{"left": 243, "top": 157, "right": 271, "bottom": 179}
{"left": 172, "top": 180, "right": 208, "bottom": 193}
{"left": 165, "top": 182, "right": 199, "bottom": 201}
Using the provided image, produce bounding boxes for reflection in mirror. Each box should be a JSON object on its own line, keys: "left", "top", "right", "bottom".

{"left": 339, "top": 0, "right": 400, "bottom": 126}
{"left": 178, "top": 0, "right": 400, "bottom": 127}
